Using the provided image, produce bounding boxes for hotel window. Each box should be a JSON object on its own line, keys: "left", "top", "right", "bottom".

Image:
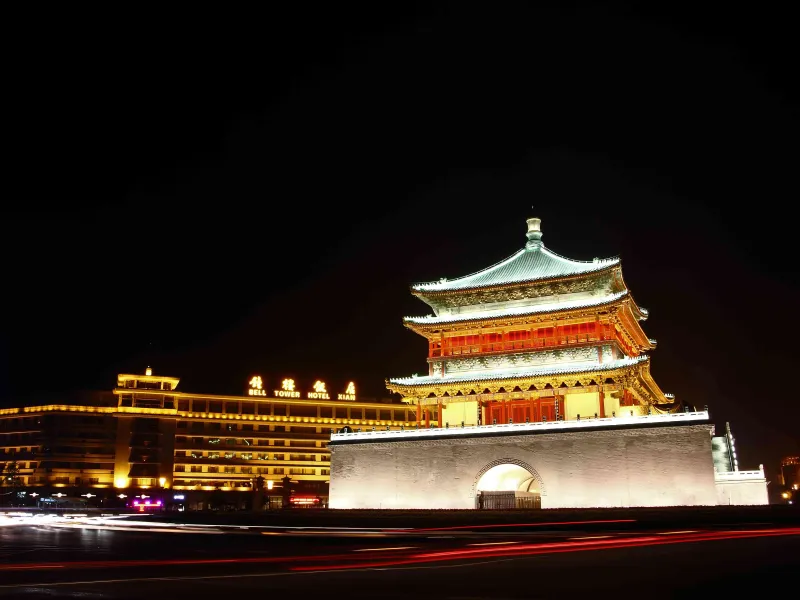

{"left": 208, "top": 438, "right": 221, "bottom": 445}
{"left": 209, "top": 452, "right": 220, "bottom": 459}
{"left": 208, "top": 401, "right": 222, "bottom": 413}
{"left": 241, "top": 453, "right": 253, "bottom": 460}
{"left": 225, "top": 438, "right": 235, "bottom": 445}
{"left": 289, "top": 468, "right": 314, "bottom": 475}
{"left": 241, "top": 467, "right": 252, "bottom": 474}
{"left": 177, "top": 422, "right": 188, "bottom": 429}
{"left": 257, "top": 453, "right": 269, "bottom": 460}
{"left": 224, "top": 452, "right": 235, "bottom": 459}
{"left": 192, "top": 400, "right": 207, "bottom": 412}
{"left": 207, "top": 466, "right": 219, "bottom": 473}
{"left": 225, "top": 402, "right": 238, "bottom": 414}
{"left": 274, "top": 454, "right": 285, "bottom": 460}
{"left": 192, "top": 437, "right": 203, "bottom": 445}
{"left": 190, "top": 466, "right": 202, "bottom": 473}
{"left": 242, "top": 424, "right": 253, "bottom": 431}
{"left": 241, "top": 403, "right": 255, "bottom": 415}
{"left": 178, "top": 400, "right": 190, "bottom": 411}
{"left": 273, "top": 468, "right": 284, "bottom": 475}
{"left": 190, "top": 451, "right": 202, "bottom": 459}
{"left": 175, "top": 465, "right": 185, "bottom": 472}
{"left": 321, "top": 469, "right": 330, "bottom": 476}
{"left": 224, "top": 466, "right": 235, "bottom": 474}
{"left": 290, "top": 404, "right": 316, "bottom": 418}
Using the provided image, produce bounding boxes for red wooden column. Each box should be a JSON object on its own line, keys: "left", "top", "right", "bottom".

{"left": 437, "top": 402, "right": 443, "bottom": 428}
{"left": 598, "top": 390, "right": 606, "bottom": 418}
{"left": 416, "top": 402, "right": 422, "bottom": 424}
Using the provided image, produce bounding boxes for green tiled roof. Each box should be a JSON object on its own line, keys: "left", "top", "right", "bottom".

{"left": 412, "top": 219, "right": 619, "bottom": 293}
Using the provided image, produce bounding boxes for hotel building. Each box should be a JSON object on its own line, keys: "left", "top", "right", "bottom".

{"left": 0, "top": 369, "right": 414, "bottom": 508}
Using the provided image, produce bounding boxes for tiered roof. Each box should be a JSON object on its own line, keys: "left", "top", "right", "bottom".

{"left": 405, "top": 290, "right": 632, "bottom": 326}
{"left": 388, "top": 355, "right": 649, "bottom": 387}
{"left": 387, "top": 217, "right": 669, "bottom": 406}
{"left": 412, "top": 245, "right": 619, "bottom": 293}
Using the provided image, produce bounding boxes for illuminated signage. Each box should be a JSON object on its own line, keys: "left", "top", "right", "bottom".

{"left": 290, "top": 496, "right": 320, "bottom": 505}
{"left": 338, "top": 381, "right": 356, "bottom": 401}
{"left": 248, "top": 376, "right": 266, "bottom": 396}
{"left": 308, "top": 380, "right": 329, "bottom": 400}
{"left": 274, "top": 378, "right": 300, "bottom": 398}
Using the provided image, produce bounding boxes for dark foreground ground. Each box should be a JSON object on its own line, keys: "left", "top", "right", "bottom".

{"left": 1, "top": 505, "right": 797, "bottom": 599}
{"left": 146, "top": 503, "right": 800, "bottom": 528}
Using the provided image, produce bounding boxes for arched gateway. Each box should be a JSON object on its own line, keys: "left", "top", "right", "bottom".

{"left": 473, "top": 458, "right": 545, "bottom": 509}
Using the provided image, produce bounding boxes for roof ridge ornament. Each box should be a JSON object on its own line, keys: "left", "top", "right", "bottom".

{"left": 526, "top": 217, "right": 543, "bottom": 250}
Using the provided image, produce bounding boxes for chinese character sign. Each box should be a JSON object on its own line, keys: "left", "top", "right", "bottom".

{"left": 338, "top": 381, "right": 356, "bottom": 401}
{"left": 308, "top": 380, "right": 329, "bottom": 400}
{"left": 274, "top": 377, "right": 300, "bottom": 398}
{"left": 248, "top": 376, "right": 265, "bottom": 396}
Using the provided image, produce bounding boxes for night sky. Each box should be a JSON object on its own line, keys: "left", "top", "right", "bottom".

{"left": 2, "top": 5, "right": 797, "bottom": 480}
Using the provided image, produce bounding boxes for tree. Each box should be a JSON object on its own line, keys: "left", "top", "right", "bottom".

{"left": 1, "top": 460, "right": 22, "bottom": 488}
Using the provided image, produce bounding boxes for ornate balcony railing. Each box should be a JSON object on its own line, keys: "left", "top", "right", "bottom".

{"left": 330, "top": 410, "right": 711, "bottom": 442}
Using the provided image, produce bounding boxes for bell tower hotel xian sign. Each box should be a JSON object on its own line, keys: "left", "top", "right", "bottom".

{"left": 248, "top": 376, "right": 357, "bottom": 401}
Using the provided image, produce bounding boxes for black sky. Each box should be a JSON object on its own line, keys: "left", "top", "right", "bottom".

{"left": 2, "top": 4, "right": 798, "bottom": 480}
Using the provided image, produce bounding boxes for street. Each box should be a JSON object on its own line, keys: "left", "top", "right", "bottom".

{"left": 1, "top": 513, "right": 798, "bottom": 598}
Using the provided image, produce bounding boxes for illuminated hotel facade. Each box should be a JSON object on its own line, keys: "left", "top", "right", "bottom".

{"left": 0, "top": 369, "right": 414, "bottom": 508}
{"left": 329, "top": 217, "right": 769, "bottom": 509}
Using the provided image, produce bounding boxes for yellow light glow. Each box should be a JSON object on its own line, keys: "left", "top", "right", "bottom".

{"left": 159, "top": 477, "right": 167, "bottom": 487}
{"left": 313, "top": 380, "right": 327, "bottom": 393}
{"left": 249, "top": 376, "right": 263, "bottom": 390}
{"left": 782, "top": 492, "right": 791, "bottom": 499}
{"left": 145, "top": 367, "right": 153, "bottom": 376}
{"left": 266, "top": 480, "right": 274, "bottom": 490}
{"left": 345, "top": 382, "right": 355, "bottom": 395}
{"left": 115, "top": 477, "right": 129, "bottom": 489}
{"left": 282, "top": 379, "right": 296, "bottom": 392}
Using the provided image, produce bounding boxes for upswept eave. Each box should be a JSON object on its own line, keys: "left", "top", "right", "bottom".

{"left": 404, "top": 290, "right": 631, "bottom": 329}
{"left": 411, "top": 260, "right": 621, "bottom": 300}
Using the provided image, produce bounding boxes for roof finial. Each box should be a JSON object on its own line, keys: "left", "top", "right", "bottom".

{"left": 526, "top": 216, "right": 542, "bottom": 249}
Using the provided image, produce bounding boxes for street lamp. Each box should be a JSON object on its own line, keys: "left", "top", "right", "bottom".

{"left": 81, "top": 493, "right": 96, "bottom": 498}
{"left": 117, "top": 494, "right": 127, "bottom": 499}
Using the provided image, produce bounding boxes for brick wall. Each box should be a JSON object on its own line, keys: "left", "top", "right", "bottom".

{"left": 329, "top": 423, "right": 718, "bottom": 509}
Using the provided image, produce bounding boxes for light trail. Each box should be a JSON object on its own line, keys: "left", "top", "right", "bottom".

{"left": 467, "top": 541, "right": 520, "bottom": 546}
{"left": 289, "top": 527, "right": 800, "bottom": 572}
{"left": 353, "top": 547, "right": 417, "bottom": 552}
{"left": 2, "top": 527, "right": 797, "bottom": 575}
{"left": 397, "top": 518, "right": 636, "bottom": 532}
